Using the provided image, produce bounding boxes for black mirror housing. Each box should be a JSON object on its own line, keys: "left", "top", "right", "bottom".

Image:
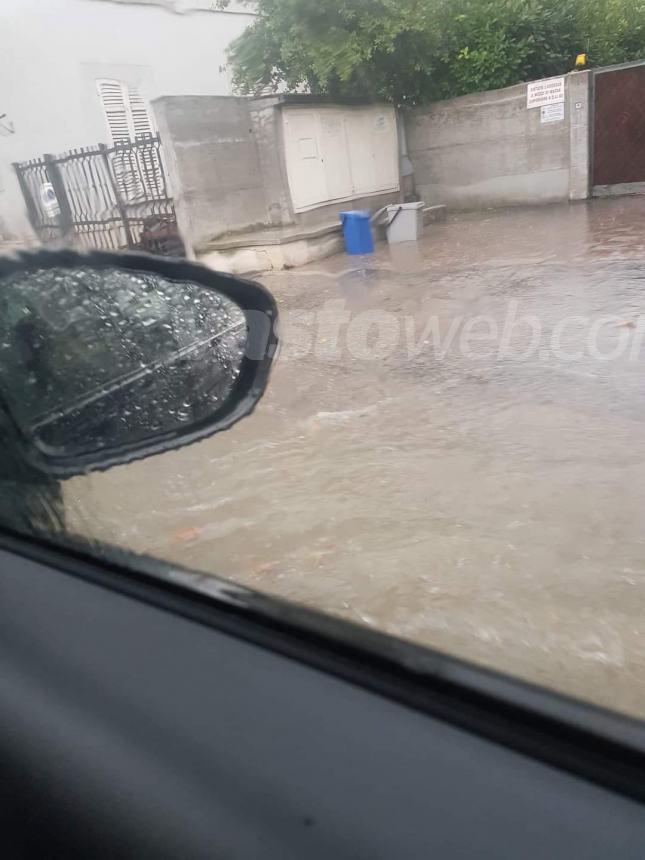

{"left": 0, "top": 249, "right": 278, "bottom": 478}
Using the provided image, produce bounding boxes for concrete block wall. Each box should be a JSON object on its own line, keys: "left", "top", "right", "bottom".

{"left": 153, "top": 95, "right": 272, "bottom": 250}
{"left": 248, "top": 97, "right": 295, "bottom": 229}
{"left": 406, "top": 72, "right": 591, "bottom": 210}
{"left": 156, "top": 76, "right": 593, "bottom": 261}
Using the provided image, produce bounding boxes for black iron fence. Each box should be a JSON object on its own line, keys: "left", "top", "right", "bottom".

{"left": 13, "top": 134, "right": 181, "bottom": 253}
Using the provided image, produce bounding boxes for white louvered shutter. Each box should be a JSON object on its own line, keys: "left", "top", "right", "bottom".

{"left": 97, "top": 79, "right": 131, "bottom": 143}
{"left": 96, "top": 79, "right": 154, "bottom": 143}
{"left": 127, "top": 86, "right": 164, "bottom": 199}
{"left": 128, "top": 86, "right": 154, "bottom": 140}
{"left": 96, "top": 80, "right": 157, "bottom": 202}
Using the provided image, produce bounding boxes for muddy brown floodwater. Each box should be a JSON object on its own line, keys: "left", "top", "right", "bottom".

{"left": 67, "top": 197, "right": 645, "bottom": 719}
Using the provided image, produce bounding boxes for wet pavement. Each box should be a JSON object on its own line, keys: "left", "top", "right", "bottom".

{"left": 68, "top": 196, "right": 645, "bottom": 718}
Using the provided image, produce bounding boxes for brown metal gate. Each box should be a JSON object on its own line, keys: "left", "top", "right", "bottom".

{"left": 593, "top": 64, "right": 645, "bottom": 191}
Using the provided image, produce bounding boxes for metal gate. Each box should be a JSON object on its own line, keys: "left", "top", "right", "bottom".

{"left": 593, "top": 63, "right": 645, "bottom": 193}
{"left": 13, "top": 134, "right": 179, "bottom": 252}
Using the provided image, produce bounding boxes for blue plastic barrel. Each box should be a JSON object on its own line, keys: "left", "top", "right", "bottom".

{"left": 339, "top": 210, "right": 374, "bottom": 255}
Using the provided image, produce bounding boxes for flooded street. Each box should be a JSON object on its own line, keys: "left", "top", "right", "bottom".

{"left": 68, "top": 196, "right": 645, "bottom": 718}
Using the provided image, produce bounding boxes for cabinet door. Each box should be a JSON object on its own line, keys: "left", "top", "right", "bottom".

{"left": 318, "top": 110, "right": 353, "bottom": 201}
{"left": 346, "top": 107, "right": 399, "bottom": 195}
{"left": 370, "top": 108, "right": 399, "bottom": 191}
{"left": 282, "top": 109, "right": 328, "bottom": 210}
{"left": 345, "top": 109, "right": 375, "bottom": 196}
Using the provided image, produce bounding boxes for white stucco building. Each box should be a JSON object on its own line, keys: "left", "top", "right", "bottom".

{"left": 0, "top": 0, "right": 255, "bottom": 243}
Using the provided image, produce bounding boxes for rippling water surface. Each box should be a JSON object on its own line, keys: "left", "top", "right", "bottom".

{"left": 68, "top": 198, "right": 645, "bottom": 718}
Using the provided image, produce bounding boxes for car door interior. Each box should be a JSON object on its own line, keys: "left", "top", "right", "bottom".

{"left": 3, "top": 533, "right": 645, "bottom": 858}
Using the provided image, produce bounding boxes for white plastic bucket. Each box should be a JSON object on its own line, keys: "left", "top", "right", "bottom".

{"left": 385, "top": 201, "right": 424, "bottom": 244}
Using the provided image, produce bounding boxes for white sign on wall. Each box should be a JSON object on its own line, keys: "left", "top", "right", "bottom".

{"left": 540, "top": 102, "right": 565, "bottom": 123}
{"left": 526, "top": 76, "right": 565, "bottom": 109}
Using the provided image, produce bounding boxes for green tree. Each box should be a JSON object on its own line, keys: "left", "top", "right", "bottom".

{"left": 227, "top": 0, "right": 645, "bottom": 105}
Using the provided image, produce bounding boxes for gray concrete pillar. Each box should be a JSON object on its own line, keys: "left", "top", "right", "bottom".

{"left": 568, "top": 71, "right": 591, "bottom": 201}
{"left": 249, "top": 98, "right": 294, "bottom": 227}
{"left": 152, "top": 96, "right": 197, "bottom": 257}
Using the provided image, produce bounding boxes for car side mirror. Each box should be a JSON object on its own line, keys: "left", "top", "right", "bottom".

{"left": 0, "top": 250, "right": 277, "bottom": 477}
